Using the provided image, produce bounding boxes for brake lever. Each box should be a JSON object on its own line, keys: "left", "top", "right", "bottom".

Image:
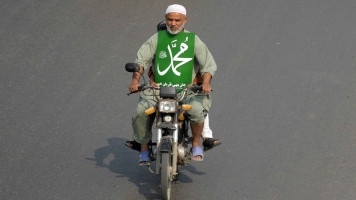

{"left": 127, "top": 91, "right": 138, "bottom": 96}
{"left": 127, "top": 84, "right": 145, "bottom": 96}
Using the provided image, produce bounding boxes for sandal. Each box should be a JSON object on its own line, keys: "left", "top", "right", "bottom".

{"left": 191, "top": 146, "right": 204, "bottom": 161}
{"left": 125, "top": 140, "right": 154, "bottom": 152}
{"left": 139, "top": 150, "right": 150, "bottom": 165}
{"left": 203, "top": 138, "right": 222, "bottom": 152}
{"left": 125, "top": 140, "right": 141, "bottom": 152}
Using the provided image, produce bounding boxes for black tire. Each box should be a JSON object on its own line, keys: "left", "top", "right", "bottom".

{"left": 161, "top": 153, "right": 171, "bottom": 200}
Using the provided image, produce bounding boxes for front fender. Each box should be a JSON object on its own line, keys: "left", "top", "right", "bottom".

{"left": 157, "top": 122, "right": 176, "bottom": 130}
{"left": 160, "top": 137, "right": 171, "bottom": 153}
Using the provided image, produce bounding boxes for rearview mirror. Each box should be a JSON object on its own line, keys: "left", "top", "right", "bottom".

{"left": 125, "top": 63, "right": 140, "bottom": 72}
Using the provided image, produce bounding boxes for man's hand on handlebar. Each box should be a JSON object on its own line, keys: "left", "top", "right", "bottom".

{"left": 201, "top": 83, "right": 212, "bottom": 93}
{"left": 129, "top": 79, "right": 141, "bottom": 93}
{"left": 201, "top": 72, "right": 213, "bottom": 93}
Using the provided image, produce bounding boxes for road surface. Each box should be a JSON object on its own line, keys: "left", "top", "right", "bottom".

{"left": 1, "top": 0, "right": 356, "bottom": 199}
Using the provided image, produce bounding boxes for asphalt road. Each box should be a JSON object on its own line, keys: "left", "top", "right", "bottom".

{"left": 1, "top": 0, "right": 356, "bottom": 200}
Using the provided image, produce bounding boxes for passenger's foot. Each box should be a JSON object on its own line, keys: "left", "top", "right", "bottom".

{"left": 191, "top": 146, "right": 204, "bottom": 161}
{"left": 125, "top": 140, "right": 141, "bottom": 152}
{"left": 203, "top": 138, "right": 222, "bottom": 152}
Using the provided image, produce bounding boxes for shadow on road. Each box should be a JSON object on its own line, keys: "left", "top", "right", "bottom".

{"left": 87, "top": 137, "right": 207, "bottom": 199}
{"left": 86, "top": 137, "right": 161, "bottom": 200}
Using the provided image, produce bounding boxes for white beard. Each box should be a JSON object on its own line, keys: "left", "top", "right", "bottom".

{"left": 167, "top": 23, "right": 185, "bottom": 35}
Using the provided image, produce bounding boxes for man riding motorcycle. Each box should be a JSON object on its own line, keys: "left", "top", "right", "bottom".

{"left": 128, "top": 4, "right": 218, "bottom": 165}
{"left": 125, "top": 20, "right": 221, "bottom": 154}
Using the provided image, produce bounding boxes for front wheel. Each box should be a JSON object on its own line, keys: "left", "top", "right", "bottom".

{"left": 161, "top": 153, "right": 172, "bottom": 200}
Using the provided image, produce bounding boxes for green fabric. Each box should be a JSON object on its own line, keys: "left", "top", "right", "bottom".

{"left": 155, "top": 31, "right": 195, "bottom": 89}
{"left": 134, "top": 30, "right": 217, "bottom": 80}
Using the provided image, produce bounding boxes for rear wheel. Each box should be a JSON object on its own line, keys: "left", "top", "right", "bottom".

{"left": 161, "top": 153, "right": 171, "bottom": 200}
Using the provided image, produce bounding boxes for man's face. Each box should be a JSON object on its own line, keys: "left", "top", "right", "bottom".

{"left": 165, "top": 12, "right": 187, "bottom": 34}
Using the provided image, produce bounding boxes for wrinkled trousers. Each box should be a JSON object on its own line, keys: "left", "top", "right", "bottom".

{"left": 132, "top": 88, "right": 212, "bottom": 144}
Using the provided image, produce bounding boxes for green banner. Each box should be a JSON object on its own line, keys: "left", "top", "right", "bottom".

{"left": 155, "top": 31, "right": 195, "bottom": 89}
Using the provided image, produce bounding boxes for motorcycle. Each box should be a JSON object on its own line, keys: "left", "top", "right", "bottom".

{"left": 125, "top": 63, "right": 203, "bottom": 200}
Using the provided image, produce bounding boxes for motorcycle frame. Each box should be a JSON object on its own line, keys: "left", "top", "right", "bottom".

{"left": 155, "top": 102, "right": 181, "bottom": 179}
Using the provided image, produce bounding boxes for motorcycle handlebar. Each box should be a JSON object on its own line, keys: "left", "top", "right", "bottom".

{"left": 127, "top": 84, "right": 211, "bottom": 96}
{"left": 189, "top": 85, "right": 213, "bottom": 92}
{"left": 127, "top": 84, "right": 159, "bottom": 96}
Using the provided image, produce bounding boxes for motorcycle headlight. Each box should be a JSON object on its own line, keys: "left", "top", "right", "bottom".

{"left": 163, "top": 115, "right": 173, "bottom": 122}
{"left": 159, "top": 100, "right": 177, "bottom": 113}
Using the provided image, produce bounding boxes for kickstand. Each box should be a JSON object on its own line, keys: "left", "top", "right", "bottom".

{"left": 147, "top": 165, "right": 155, "bottom": 174}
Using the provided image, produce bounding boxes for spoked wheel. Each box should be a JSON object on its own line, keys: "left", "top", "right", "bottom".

{"left": 161, "top": 153, "right": 172, "bottom": 200}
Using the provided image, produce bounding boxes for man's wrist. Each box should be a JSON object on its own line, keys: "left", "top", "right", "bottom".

{"left": 202, "top": 73, "right": 212, "bottom": 84}
{"left": 131, "top": 78, "right": 140, "bottom": 83}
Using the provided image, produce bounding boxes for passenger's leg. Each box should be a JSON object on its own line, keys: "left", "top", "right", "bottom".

{"left": 201, "top": 114, "right": 222, "bottom": 151}
{"left": 201, "top": 114, "right": 213, "bottom": 138}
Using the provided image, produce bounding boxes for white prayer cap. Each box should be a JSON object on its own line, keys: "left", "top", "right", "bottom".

{"left": 165, "top": 4, "right": 186, "bottom": 16}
